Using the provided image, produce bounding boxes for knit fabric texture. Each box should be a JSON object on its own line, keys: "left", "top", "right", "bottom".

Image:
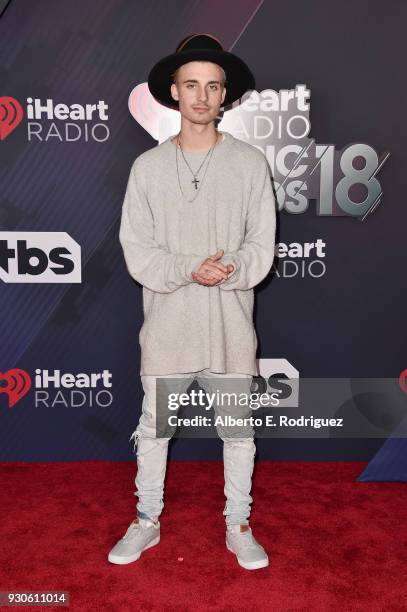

{"left": 119, "top": 131, "right": 277, "bottom": 375}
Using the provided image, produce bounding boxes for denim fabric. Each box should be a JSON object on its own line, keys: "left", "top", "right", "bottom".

{"left": 130, "top": 369, "right": 256, "bottom": 526}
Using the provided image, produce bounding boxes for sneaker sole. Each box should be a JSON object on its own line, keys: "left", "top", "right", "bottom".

{"left": 108, "top": 534, "right": 160, "bottom": 565}
{"left": 226, "top": 539, "right": 269, "bottom": 570}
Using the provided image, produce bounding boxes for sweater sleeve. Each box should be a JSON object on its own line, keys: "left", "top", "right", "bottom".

{"left": 219, "top": 155, "right": 277, "bottom": 291}
{"left": 119, "top": 158, "right": 205, "bottom": 294}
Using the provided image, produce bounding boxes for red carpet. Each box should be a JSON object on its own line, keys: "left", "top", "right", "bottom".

{"left": 1, "top": 460, "right": 406, "bottom": 611}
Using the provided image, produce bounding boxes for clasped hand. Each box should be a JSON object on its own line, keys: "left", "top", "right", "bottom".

{"left": 191, "top": 249, "right": 234, "bottom": 286}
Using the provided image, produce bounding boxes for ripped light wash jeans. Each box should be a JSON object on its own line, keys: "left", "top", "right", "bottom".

{"left": 129, "top": 368, "right": 256, "bottom": 527}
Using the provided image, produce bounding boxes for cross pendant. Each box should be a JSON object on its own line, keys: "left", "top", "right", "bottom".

{"left": 192, "top": 177, "right": 199, "bottom": 190}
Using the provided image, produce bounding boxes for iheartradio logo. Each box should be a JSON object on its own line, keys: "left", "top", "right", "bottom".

{"left": 0, "top": 369, "right": 31, "bottom": 408}
{"left": 1, "top": 96, "right": 110, "bottom": 142}
{"left": 0, "top": 96, "right": 24, "bottom": 140}
{"left": 0, "top": 368, "right": 114, "bottom": 410}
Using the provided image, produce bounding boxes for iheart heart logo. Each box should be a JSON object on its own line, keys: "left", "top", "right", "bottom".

{"left": 0, "top": 96, "right": 24, "bottom": 140}
{"left": 0, "top": 369, "right": 32, "bottom": 408}
{"left": 399, "top": 369, "right": 407, "bottom": 395}
{"left": 128, "top": 83, "right": 180, "bottom": 144}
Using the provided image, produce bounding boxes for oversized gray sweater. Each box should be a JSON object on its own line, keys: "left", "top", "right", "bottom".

{"left": 119, "top": 130, "right": 277, "bottom": 375}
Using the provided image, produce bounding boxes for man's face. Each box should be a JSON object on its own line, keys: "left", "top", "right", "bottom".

{"left": 170, "top": 61, "right": 226, "bottom": 124}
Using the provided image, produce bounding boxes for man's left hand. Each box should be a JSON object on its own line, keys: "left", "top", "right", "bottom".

{"left": 192, "top": 263, "right": 234, "bottom": 286}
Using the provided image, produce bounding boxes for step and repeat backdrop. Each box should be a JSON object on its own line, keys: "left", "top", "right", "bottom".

{"left": 1, "top": 0, "right": 405, "bottom": 463}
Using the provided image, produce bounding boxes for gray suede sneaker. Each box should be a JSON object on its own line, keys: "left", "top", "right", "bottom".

{"left": 226, "top": 524, "right": 269, "bottom": 570}
{"left": 108, "top": 517, "right": 160, "bottom": 565}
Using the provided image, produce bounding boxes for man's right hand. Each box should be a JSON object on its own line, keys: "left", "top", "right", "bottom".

{"left": 191, "top": 249, "right": 235, "bottom": 286}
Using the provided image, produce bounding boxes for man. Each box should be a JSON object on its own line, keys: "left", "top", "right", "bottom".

{"left": 108, "top": 33, "right": 276, "bottom": 570}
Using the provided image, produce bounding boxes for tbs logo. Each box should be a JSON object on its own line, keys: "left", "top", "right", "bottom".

{"left": 0, "top": 232, "right": 81, "bottom": 283}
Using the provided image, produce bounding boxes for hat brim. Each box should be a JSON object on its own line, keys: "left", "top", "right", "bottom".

{"left": 147, "top": 48, "right": 255, "bottom": 110}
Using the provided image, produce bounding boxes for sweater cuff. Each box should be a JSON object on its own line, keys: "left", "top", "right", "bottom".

{"left": 219, "top": 253, "right": 240, "bottom": 285}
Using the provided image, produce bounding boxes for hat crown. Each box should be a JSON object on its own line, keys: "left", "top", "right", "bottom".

{"left": 175, "top": 33, "right": 224, "bottom": 54}
{"left": 147, "top": 32, "right": 255, "bottom": 109}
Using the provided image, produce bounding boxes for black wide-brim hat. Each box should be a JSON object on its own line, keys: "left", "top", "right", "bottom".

{"left": 147, "top": 33, "right": 255, "bottom": 110}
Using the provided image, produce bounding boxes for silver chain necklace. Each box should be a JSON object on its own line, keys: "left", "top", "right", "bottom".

{"left": 175, "top": 131, "right": 220, "bottom": 203}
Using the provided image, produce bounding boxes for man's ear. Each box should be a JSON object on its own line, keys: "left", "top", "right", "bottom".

{"left": 170, "top": 82, "right": 179, "bottom": 103}
{"left": 221, "top": 86, "right": 226, "bottom": 105}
